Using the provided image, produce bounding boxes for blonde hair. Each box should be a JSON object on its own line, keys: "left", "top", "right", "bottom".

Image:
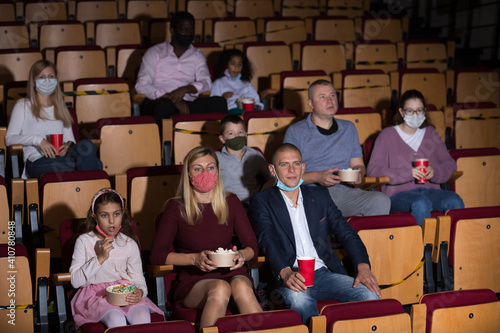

{"left": 27, "top": 59, "right": 73, "bottom": 127}
{"left": 176, "top": 146, "right": 228, "bottom": 226}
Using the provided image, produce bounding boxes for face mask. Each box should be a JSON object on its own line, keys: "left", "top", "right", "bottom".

{"left": 224, "top": 68, "right": 241, "bottom": 81}
{"left": 225, "top": 136, "right": 246, "bottom": 151}
{"left": 272, "top": 165, "right": 303, "bottom": 192}
{"left": 191, "top": 171, "right": 218, "bottom": 193}
{"left": 36, "top": 78, "right": 58, "bottom": 96}
{"left": 176, "top": 33, "right": 194, "bottom": 47}
{"left": 96, "top": 224, "right": 121, "bottom": 238}
{"left": 404, "top": 113, "right": 426, "bottom": 129}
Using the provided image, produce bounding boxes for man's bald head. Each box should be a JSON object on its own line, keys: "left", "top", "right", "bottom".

{"left": 271, "top": 143, "right": 302, "bottom": 166}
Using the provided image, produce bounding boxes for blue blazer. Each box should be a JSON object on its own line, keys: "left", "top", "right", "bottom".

{"left": 250, "top": 186, "right": 370, "bottom": 279}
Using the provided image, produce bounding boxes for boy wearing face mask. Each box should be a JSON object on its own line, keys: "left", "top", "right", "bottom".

{"left": 135, "top": 11, "right": 227, "bottom": 123}
{"left": 6, "top": 60, "right": 102, "bottom": 179}
{"left": 215, "top": 115, "right": 273, "bottom": 206}
{"left": 367, "top": 89, "right": 464, "bottom": 226}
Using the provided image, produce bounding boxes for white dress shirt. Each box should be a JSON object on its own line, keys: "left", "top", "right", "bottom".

{"left": 279, "top": 188, "right": 327, "bottom": 271}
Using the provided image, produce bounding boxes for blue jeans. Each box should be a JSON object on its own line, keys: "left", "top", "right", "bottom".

{"left": 390, "top": 188, "right": 464, "bottom": 226}
{"left": 278, "top": 267, "right": 379, "bottom": 323}
{"left": 26, "top": 139, "right": 103, "bottom": 178}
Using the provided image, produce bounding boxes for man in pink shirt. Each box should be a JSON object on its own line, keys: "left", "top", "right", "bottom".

{"left": 135, "top": 11, "right": 227, "bottom": 123}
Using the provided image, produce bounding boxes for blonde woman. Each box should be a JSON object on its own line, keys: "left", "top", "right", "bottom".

{"left": 5, "top": 60, "right": 102, "bottom": 178}
{"left": 150, "top": 146, "right": 261, "bottom": 332}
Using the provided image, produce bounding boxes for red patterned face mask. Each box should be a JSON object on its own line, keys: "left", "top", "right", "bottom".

{"left": 191, "top": 171, "right": 218, "bottom": 193}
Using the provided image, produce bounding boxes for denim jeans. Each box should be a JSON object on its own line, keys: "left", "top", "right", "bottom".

{"left": 390, "top": 188, "right": 464, "bottom": 226}
{"left": 26, "top": 139, "right": 103, "bottom": 178}
{"left": 278, "top": 267, "right": 379, "bottom": 323}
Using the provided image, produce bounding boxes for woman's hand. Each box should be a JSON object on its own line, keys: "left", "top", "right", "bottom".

{"left": 126, "top": 288, "right": 144, "bottom": 305}
{"left": 223, "top": 91, "right": 234, "bottom": 99}
{"left": 58, "top": 142, "right": 72, "bottom": 157}
{"left": 95, "top": 237, "right": 114, "bottom": 264}
{"left": 193, "top": 250, "right": 217, "bottom": 272}
{"left": 412, "top": 166, "right": 427, "bottom": 180}
{"left": 230, "top": 246, "right": 246, "bottom": 270}
{"left": 425, "top": 166, "right": 434, "bottom": 179}
{"left": 39, "top": 139, "right": 58, "bottom": 158}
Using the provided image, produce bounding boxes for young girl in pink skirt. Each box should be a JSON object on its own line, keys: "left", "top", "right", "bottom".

{"left": 70, "top": 188, "right": 163, "bottom": 329}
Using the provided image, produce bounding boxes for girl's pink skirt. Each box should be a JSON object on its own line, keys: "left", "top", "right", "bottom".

{"left": 71, "top": 279, "right": 164, "bottom": 328}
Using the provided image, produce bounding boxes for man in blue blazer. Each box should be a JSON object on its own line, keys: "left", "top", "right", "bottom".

{"left": 250, "top": 143, "right": 381, "bottom": 323}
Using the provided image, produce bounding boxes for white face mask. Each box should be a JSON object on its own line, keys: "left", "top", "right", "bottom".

{"left": 36, "top": 78, "right": 58, "bottom": 96}
{"left": 404, "top": 113, "right": 426, "bottom": 129}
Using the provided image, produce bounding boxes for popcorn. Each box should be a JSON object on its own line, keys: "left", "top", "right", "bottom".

{"left": 107, "top": 284, "right": 136, "bottom": 294}
{"left": 211, "top": 247, "right": 236, "bottom": 254}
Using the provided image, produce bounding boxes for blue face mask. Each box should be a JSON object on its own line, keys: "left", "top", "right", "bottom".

{"left": 272, "top": 165, "right": 303, "bottom": 192}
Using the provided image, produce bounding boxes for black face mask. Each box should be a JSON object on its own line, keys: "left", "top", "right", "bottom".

{"left": 176, "top": 33, "right": 194, "bottom": 47}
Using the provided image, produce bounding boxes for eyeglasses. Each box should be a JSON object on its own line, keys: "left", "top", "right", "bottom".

{"left": 403, "top": 108, "right": 426, "bottom": 115}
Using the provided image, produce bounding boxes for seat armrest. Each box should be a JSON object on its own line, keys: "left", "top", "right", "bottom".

{"left": 148, "top": 264, "right": 175, "bottom": 278}
{"left": 309, "top": 314, "right": 327, "bottom": 333}
{"left": 410, "top": 303, "right": 427, "bottom": 333}
{"left": 50, "top": 272, "right": 72, "bottom": 286}
{"left": 447, "top": 170, "right": 463, "bottom": 183}
{"left": 247, "top": 256, "right": 265, "bottom": 270}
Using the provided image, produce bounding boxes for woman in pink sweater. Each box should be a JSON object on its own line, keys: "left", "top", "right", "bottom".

{"left": 367, "top": 90, "right": 464, "bottom": 225}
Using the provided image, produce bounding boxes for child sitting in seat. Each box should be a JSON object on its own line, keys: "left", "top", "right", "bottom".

{"left": 211, "top": 49, "right": 263, "bottom": 114}
{"left": 70, "top": 188, "right": 163, "bottom": 329}
{"left": 216, "top": 115, "right": 273, "bottom": 207}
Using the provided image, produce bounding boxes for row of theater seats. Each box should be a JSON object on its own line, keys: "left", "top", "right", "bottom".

{"left": 1, "top": 40, "right": 496, "bottom": 116}
{"left": 0, "top": 13, "right": 411, "bottom": 49}
{"left": 0, "top": 0, "right": 373, "bottom": 24}
{"left": 1, "top": 103, "right": 499, "bottom": 205}
{"left": 1, "top": 164, "right": 499, "bottom": 332}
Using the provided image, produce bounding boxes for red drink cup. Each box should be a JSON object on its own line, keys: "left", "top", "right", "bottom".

{"left": 50, "top": 134, "right": 63, "bottom": 154}
{"left": 242, "top": 98, "right": 254, "bottom": 111}
{"left": 414, "top": 158, "right": 428, "bottom": 183}
{"left": 297, "top": 256, "right": 315, "bottom": 287}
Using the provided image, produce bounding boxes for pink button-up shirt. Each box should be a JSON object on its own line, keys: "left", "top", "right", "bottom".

{"left": 135, "top": 41, "right": 211, "bottom": 101}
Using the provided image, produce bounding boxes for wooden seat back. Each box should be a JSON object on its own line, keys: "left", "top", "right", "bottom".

{"left": 301, "top": 42, "right": 348, "bottom": 75}
{"left": 0, "top": 23, "right": 29, "bottom": 50}
{"left": 354, "top": 42, "right": 398, "bottom": 73}
{"left": 39, "top": 21, "right": 86, "bottom": 52}
{"left": 313, "top": 16, "right": 355, "bottom": 42}
{"left": 74, "top": 79, "right": 131, "bottom": 139}
{"left": 245, "top": 110, "right": 297, "bottom": 161}
{"left": 265, "top": 18, "right": 306, "bottom": 45}
{"left": 25, "top": 1, "right": 67, "bottom": 24}
{"left": 76, "top": 0, "right": 118, "bottom": 23}
{"left": 282, "top": 0, "right": 320, "bottom": 18}
{"left": 245, "top": 42, "right": 292, "bottom": 92}
{"left": 55, "top": 46, "right": 106, "bottom": 82}
{"left": 99, "top": 121, "right": 161, "bottom": 175}
{"left": 95, "top": 20, "right": 142, "bottom": 49}
{"left": 0, "top": 49, "right": 42, "bottom": 83}
{"left": 455, "top": 108, "right": 500, "bottom": 149}
{"left": 127, "top": 166, "right": 182, "bottom": 250}
{"left": 452, "top": 153, "right": 500, "bottom": 207}
{"left": 336, "top": 108, "right": 382, "bottom": 146}
{"left": 213, "top": 19, "right": 257, "bottom": 47}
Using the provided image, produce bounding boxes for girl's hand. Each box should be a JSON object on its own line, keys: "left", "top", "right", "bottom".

{"left": 223, "top": 91, "right": 234, "bottom": 99}
{"left": 95, "top": 237, "right": 114, "bottom": 264}
{"left": 412, "top": 166, "right": 427, "bottom": 180}
{"left": 426, "top": 166, "right": 434, "bottom": 179}
{"left": 193, "top": 250, "right": 217, "bottom": 272}
{"left": 126, "top": 288, "right": 144, "bottom": 305}
{"left": 230, "top": 245, "right": 246, "bottom": 270}
{"left": 58, "top": 142, "right": 72, "bottom": 157}
{"left": 39, "top": 139, "right": 58, "bottom": 159}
